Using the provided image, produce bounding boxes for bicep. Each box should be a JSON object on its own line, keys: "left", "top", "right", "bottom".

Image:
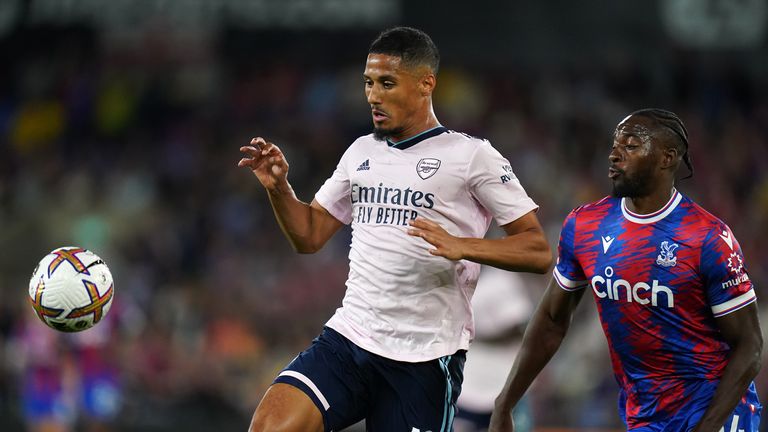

{"left": 309, "top": 199, "right": 345, "bottom": 247}
{"left": 500, "top": 210, "right": 545, "bottom": 237}
{"left": 716, "top": 303, "right": 763, "bottom": 349}
{"left": 539, "top": 278, "right": 586, "bottom": 325}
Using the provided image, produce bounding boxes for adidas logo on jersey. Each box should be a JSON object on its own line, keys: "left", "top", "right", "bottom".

{"left": 356, "top": 159, "right": 370, "bottom": 171}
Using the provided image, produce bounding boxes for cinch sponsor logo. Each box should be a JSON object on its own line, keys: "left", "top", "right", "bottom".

{"left": 351, "top": 182, "right": 435, "bottom": 209}
{"left": 722, "top": 273, "right": 750, "bottom": 289}
{"left": 591, "top": 266, "right": 674, "bottom": 308}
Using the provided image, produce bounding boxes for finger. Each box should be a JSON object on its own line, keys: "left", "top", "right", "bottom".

{"left": 410, "top": 217, "right": 439, "bottom": 230}
{"left": 250, "top": 137, "right": 267, "bottom": 148}
{"left": 422, "top": 234, "right": 442, "bottom": 248}
{"left": 407, "top": 229, "right": 432, "bottom": 243}
{"left": 408, "top": 218, "right": 427, "bottom": 229}
{"left": 237, "top": 158, "right": 252, "bottom": 167}
{"left": 261, "top": 142, "right": 281, "bottom": 156}
{"left": 420, "top": 218, "right": 440, "bottom": 229}
{"left": 240, "top": 146, "right": 262, "bottom": 157}
{"left": 428, "top": 248, "right": 445, "bottom": 257}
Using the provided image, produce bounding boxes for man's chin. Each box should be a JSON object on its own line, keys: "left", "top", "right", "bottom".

{"left": 373, "top": 126, "right": 403, "bottom": 142}
{"left": 611, "top": 181, "right": 651, "bottom": 199}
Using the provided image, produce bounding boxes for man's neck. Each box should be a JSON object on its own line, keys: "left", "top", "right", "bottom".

{"left": 388, "top": 109, "right": 439, "bottom": 143}
{"left": 625, "top": 186, "right": 676, "bottom": 215}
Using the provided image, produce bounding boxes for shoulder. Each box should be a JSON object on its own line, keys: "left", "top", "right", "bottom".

{"left": 569, "top": 196, "right": 617, "bottom": 219}
{"left": 441, "top": 129, "right": 492, "bottom": 152}
{"left": 439, "top": 130, "right": 508, "bottom": 166}
{"left": 678, "top": 195, "right": 732, "bottom": 237}
{"left": 444, "top": 129, "right": 490, "bottom": 144}
{"left": 683, "top": 196, "right": 726, "bottom": 225}
{"left": 340, "top": 134, "right": 379, "bottom": 160}
{"left": 350, "top": 133, "right": 378, "bottom": 148}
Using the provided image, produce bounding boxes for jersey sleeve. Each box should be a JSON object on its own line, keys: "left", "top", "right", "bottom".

{"left": 314, "top": 146, "right": 353, "bottom": 225}
{"left": 701, "top": 224, "right": 756, "bottom": 317}
{"left": 466, "top": 141, "right": 538, "bottom": 226}
{"left": 553, "top": 209, "right": 588, "bottom": 291}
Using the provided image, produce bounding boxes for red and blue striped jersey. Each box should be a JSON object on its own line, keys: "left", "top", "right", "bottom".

{"left": 553, "top": 189, "right": 758, "bottom": 429}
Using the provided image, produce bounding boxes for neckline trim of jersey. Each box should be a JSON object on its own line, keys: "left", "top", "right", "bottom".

{"left": 621, "top": 188, "right": 682, "bottom": 224}
{"left": 386, "top": 126, "right": 448, "bottom": 150}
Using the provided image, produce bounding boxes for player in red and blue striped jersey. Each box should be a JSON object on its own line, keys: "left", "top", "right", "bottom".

{"left": 490, "top": 109, "right": 762, "bottom": 432}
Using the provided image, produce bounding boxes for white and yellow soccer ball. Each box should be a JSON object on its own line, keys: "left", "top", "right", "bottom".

{"left": 28, "top": 247, "right": 115, "bottom": 332}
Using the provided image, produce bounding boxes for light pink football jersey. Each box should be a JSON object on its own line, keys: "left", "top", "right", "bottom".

{"left": 315, "top": 126, "right": 538, "bottom": 361}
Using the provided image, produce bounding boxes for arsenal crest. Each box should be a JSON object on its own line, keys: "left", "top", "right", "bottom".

{"left": 416, "top": 158, "right": 441, "bottom": 180}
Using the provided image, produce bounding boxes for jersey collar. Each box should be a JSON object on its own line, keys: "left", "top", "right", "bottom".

{"left": 386, "top": 126, "right": 448, "bottom": 150}
{"left": 621, "top": 188, "right": 682, "bottom": 224}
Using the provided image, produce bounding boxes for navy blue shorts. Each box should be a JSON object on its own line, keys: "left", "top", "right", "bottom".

{"left": 273, "top": 327, "right": 466, "bottom": 432}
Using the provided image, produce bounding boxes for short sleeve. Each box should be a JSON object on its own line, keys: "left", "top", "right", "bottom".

{"left": 553, "top": 209, "right": 588, "bottom": 291}
{"left": 314, "top": 149, "right": 353, "bottom": 225}
{"left": 701, "top": 225, "right": 756, "bottom": 317}
{"left": 467, "top": 141, "right": 538, "bottom": 226}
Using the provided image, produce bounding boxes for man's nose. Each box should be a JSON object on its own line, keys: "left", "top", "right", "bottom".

{"left": 367, "top": 85, "right": 381, "bottom": 105}
{"left": 609, "top": 148, "right": 621, "bottom": 163}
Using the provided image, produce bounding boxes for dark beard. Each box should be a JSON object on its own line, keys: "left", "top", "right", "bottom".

{"left": 611, "top": 167, "right": 655, "bottom": 198}
{"left": 373, "top": 126, "right": 405, "bottom": 141}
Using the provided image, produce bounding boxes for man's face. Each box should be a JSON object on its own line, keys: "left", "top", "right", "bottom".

{"left": 609, "top": 115, "right": 661, "bottom": 198}
{"left": 364, "top": 53, "right": 429, "bottom": 141}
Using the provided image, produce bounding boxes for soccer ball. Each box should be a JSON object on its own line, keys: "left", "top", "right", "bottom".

{"left": 28, "top": 247, "right": 115, "bottom": 332}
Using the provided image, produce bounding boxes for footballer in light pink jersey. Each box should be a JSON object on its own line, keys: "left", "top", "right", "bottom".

{"left": 240, "top": 27, "right": 551, "bottom": 432}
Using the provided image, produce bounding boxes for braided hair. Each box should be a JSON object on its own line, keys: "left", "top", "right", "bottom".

{"left": 630, "top": 108, "right": 694, "bottom": 180}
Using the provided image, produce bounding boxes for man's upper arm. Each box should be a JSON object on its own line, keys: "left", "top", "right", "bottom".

{"left": 716, "top": 303, "right": 763, "bottom": 350}
{"left": 499, "top": 210, "right": 545, "bottom": 237}
{"left": 542, "top": 277, "right": 587, "bottom": 325}
{"left": 309, "top": 198, "right": 345, "bottom": 249}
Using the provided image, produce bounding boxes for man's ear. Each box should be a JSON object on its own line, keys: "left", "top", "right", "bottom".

{"left": 661, "top": 146, "right": 680, "bottom": 170}
{"left": 420, "top": 73, "right": 436, "bottom": 96}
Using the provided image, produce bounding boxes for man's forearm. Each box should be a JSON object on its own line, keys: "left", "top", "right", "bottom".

{"left": 460, "top": 229, "right": 552, "bottom": 273}
{"left": 495, "top": 293, "right": 573, "bottom": 411}
{"left": 266, "top": 185, "right": 316, "bottom": 253}
{"left": 692, "top": 344, "right": 761, "bottom": 432}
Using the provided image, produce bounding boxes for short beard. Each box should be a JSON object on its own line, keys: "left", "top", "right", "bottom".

{"left": 373, "top": 126, "right": 405, "bottom": 142}
{"left": 611, "top": 168, "right": 655, "bottom": 198}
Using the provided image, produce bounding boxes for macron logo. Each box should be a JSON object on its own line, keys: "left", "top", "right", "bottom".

{"left": 356, "top": 159, "right": 370, "bottom": 171}
{"left": 601, "top": 235, "right": 615, "bottom": 254}
{"left": 719, "top": 230, "right": 734, "bottom": 250}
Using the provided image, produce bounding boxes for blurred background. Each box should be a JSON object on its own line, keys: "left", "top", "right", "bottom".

{"left": 1, "top": 0, "right": 767, "bottom": 431}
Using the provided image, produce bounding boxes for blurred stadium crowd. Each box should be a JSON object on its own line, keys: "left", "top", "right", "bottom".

{"left": 1, "top": 15, "right": 768, "bottom": 432}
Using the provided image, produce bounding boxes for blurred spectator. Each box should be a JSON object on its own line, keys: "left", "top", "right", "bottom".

{"left": 454, "top": 266, "right": 542, "bottom": 432}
